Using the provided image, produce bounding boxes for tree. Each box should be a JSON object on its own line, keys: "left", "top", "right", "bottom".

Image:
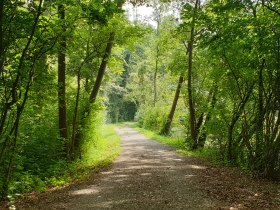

{"left": 181, "top": 0, "right": 200, "bottom": 149}
{"left": 0, "top": 0, "right": 132, "bottom": 197}
{"left": 57, "top": 3, "right": 68, "bottom": 155}
{"left": 89, "top": 32, "right": 115, "bottom": 103}
{"left": 0, "top": 0, "right": 51, "bottom": 197}
{"left": 161, "top": 75, "right": 184, "bottom": 135}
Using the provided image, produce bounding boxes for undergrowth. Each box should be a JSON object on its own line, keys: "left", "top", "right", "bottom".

{"left": 8, "top": 112, "right": 120, "bottom": 199}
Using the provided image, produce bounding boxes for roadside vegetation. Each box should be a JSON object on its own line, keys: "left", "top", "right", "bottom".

{"left": 9, "top": 112, "right": 121, "bottom": 198}
{"left": 133, "top": 125, "right": 222, "bottom": 164}
{"left": 1, "top": 0, "right": 280, "bottom": 203}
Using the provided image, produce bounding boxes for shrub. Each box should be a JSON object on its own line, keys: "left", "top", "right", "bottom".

{"left": 137, "top": 106, "right": 169, "bottom": 133}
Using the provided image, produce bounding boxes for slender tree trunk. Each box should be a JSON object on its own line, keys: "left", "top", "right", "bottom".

{"left": 2, "top": 106, "right": 20, "bottom": 198}
{"left": 197, "top": 84, "right": 217, "bottom": 147}
{"left": 153, "top": 2, "right": 161, "bottom": 107}
{"left": 153, "top": 46, "right": 159, "bottom": 107}
{"left": 57, "top": 4, "right": 68, "bottom": 153}
{"left": 0, "top": 0, "right": 42, "bottom": 162}
{"left": 240, "top": 116, "right": 255, "bottom": 166}
{"left": 161, "top": 75, "right": 184, "bottom": 135}
{"left": 195, "top": 113, "right": 204, "bottom": 139}
{"left": 0, "top": 107, "right": 7, "bottom": 140}
{"left": 0, "top": 0, "right": 4, "bottom": 72}
{"left": 227, "top": 122, "right": 235, "bottom": 161}
{"left": 71, "top": 69, "right": 81, "bottom": 158}
{"left": 267, "top": 111, "right": 280, "bottom": 177}
{"left": 277, "top": 37, "right": 280, "bottom": 95}
{"left": 89, "top": 32, "right": 115, "bottom": 103}
{"left": 255, "top": 59, "right": 265, "bottom": 163}
{"left": 1, "top": 60, "right": 35, "bottom": 198}
{"left": 70, "top": 48, "right": 94, "bottom": 157}
{"left": 187, "top": 0, "right": 200, "bottom": 149}
{"left": 227, "top": 85, "right": 254, "bottom": 161}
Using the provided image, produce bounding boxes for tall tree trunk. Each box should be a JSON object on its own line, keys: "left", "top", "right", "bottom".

{"left": 197, "top": 84, "right": 217, "bottom": 147}
{"left": 255, "top": 59, "right": 265, "bottom": 164}
{"left": 153, "top": 1, "right": 161, "bottom": 107}
{"left": 57, "top": 4, "right": 68, "bottom": 154}
{"left": 89, "top": 32, "right": 115, "bottom": 103}
{"left": 0, "top": 0, "right": 4, "bottom": 72}
{"left": 70, "top": 69, "right": 81, "bottom": 158}
{"left": 0, "top": 0, "right": 42, "bottom": 162}
{"left": 153, "top": 46, "right": 159, "bottom": 107}
{"left": 161, "top": 75, "right": 184, "bottom": 135}
{"left": 187, "top": 0, "right": 200, "bottom": 149}
{"left": 227, "top": 85, "right": 254, "bottom": 161}
{"left": 2, "top": 105, "right": 20, "bottom": 198}
{"left": 1, "top": 60, "right": 36, "bottom": 198}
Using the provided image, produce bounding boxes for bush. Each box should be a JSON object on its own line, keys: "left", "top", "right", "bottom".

{"left": 9, "top": 172, "right": 47, "bottom": 195}
{"left": 137, "top": 106, "right": 169, "bottom": 133}
{"left": 6, "top": 105, "right": 121, "bottom": 199}
{"left": 81, "top": 107, "right": 121, "bottom": 167}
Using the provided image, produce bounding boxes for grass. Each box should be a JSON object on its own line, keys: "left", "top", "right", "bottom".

{"left": 47, "top": 123, "right": 121, "bottom": 185}
{"left": 47, "top": 123, "right": 121, "bottom": 186}
{"left": 9, "top": 123, "right": 121, "bottom": 200}
{"left": 131, "top": 124, "right": 221, "bottom": 162}
{"left": 134, "top": 126, "right": 186, "bottom": 150}
{"left": 60, "top": 123, "right": 121, "bottom": 185}
{"left": 6, "top": 121, "right": 121, "bottom": 210}
{"left": 81, "top": 124, "right": 121, "bottom": 169}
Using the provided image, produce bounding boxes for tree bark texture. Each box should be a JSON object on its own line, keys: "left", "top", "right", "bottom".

{"left": 0, "top": 0, "right": 4, "bottom": 73}
{"left": 89, "top": 32, "right": 115, "bottom": 103}
{"left": 255, "top": 59, "right": 265, "bottom": 161}
{"left": 187, "top": 0, "right": 200, "bottom": 149}
{"left": 58, "top": 4, "right": 68, "bottom": 147}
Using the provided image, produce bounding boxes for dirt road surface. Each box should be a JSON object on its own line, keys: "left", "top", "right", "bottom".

{"left": 15, "top": 127, "right": 279, "bottom": 210}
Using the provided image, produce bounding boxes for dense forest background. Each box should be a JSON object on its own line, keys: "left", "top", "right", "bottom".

{"left": 0, "top": 0, "right": 280, "bottom": 200}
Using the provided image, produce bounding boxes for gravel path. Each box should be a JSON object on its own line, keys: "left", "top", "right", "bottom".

{"left": 15, "top": 127, "right": 280, "bottom": 210}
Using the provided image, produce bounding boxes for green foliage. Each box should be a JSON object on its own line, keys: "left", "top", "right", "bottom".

{"left": 81, "top": 111, "right": 121, "bottom": 167}
{"left": 135, "top": 125, "right": 222, "bottom": 163}
{"left": 2, "top": 0, "right": 280, "bottom": 201}
{"left": 9, "top": 172, "right": 47, "bottom": 195}
{"left": 137, "top": 106, "right": 169, "bottom": 132}
{"left": 7, "top": 109, "right": 120, "bottom": 197}
{"left": 135, "top": 126, "right": 185, "bottom": 149}
{"left": 0, "top": 0, "right": 127, "bottom": 197}
{"left": 106, "top": 49, "right": 139, "bottom": 123}
{"left": 124, "top": 0, "right": 280, "bottom": 179}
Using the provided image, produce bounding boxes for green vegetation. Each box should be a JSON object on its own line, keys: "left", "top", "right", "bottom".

{"left": 0, "top": 0, "right": 142, "bottom": 199}
{"left": 123, "top": 0, "right": 280, "bottom": 180}
{"left": 134, "top": 127, "right": 185, "bottom": 150}
{"left": 134, "top": 126, "right": 221, "bottom": 162}
{"left": 9, "top": 112, "right": 120, "bottom": 197}
{"left": 1, "top": 0, "right": 280, "bottom": 201}
{"left": 81, "top": 115, "right": 121, "bottom": 168}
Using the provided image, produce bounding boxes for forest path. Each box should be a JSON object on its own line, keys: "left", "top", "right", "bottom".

{"left": 17, "top": 127, "right": 279, "bottom": 210}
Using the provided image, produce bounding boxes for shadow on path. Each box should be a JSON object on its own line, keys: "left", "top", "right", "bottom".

{"left": 19, "top": 127, "right": 220, "bottom": 210}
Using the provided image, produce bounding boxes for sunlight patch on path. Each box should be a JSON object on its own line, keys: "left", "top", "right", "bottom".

{"left": 61, "top": 127, "right": 217, "bottom": 209}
